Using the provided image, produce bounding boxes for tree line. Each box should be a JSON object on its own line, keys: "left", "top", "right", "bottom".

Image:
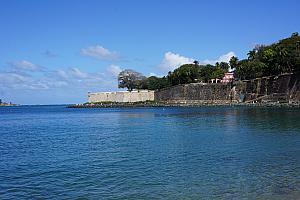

{"left": 234, "top": 32, "right": 300, "bottom": 80}
{"left": 118, "top": 62, "right": 229, "bottom": 91}
{"left": 118, "top": 33, "right": 300, "bottom": 91}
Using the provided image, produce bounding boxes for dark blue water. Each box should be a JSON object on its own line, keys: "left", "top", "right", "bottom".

{"left": 0, "top": 106, "right": 300, "bottom": 199}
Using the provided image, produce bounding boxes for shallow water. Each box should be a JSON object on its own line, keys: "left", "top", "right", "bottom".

{"left": 0, "top": 105, "right": 300, "bottom": 199}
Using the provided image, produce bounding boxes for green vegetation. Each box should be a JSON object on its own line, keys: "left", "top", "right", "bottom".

{"left": 118, "top": 63, "right": 229, "bottom": 91}
{"left": 118, "top": 33, "right": 300, "bottom": 91}
{"left": 167, "top": 62, "right": 228, "bottom": 85}
{"left": 236, "top": 32, "right": 300, "bottom": 80}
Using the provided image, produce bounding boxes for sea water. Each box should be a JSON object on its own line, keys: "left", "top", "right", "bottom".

{"left": 0, "top": 105, "right": 300, "bottom": 199}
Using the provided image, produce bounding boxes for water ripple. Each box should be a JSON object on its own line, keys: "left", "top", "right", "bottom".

{"left": 0, "top": 106, "right": 300, "bottom": 199}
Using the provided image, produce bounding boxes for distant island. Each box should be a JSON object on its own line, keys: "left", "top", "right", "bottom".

{"left": 0, "top": 99, "right": 18, "bottom": 106}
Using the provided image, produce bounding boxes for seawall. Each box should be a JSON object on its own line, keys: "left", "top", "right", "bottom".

{"left": 154, "top": 83, "right": 233, "bottom": 104}
{"left": 155, "top": 72, "right": 300, "bottom": 104}
{"left": 88, "top": 90, "right": 155, "bottom": 103}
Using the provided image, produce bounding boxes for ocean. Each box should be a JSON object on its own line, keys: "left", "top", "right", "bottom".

{"left": 0, "top": 105, "right": 300, "bottom": 199}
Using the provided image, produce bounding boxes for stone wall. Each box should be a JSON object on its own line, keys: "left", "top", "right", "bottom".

{"left": 234, "top": 72, "right": 300, "bottom": 103}
{"left": 154, "top": 83, "right": 233, "bottom": 103}
{"left": 88, "top": 73, "right": 299, "bottom": 104}
{"left": 154, "top": 72, "right": 300, "bottom": 104}
{"left": 88, "top": 90, "right": 155, "bottom": 103}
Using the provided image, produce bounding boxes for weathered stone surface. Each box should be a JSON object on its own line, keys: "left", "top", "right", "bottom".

{"left": 88, "top": 90, "right": 154, "bottom": 103}
{"left": 155, "top": 72, "right": 300, "bottom": 104}
{"left": 239, "top": 72, "right": 300, "bottom": 103}
{"left": 155, "top": 83, "right": 233, "bottom": 103}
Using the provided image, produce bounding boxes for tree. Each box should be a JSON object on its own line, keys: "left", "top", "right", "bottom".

{"left": 118, "top": 69, "right": 146, "bottom": 91}
{"left": 219, "top": 62, "right": 230, "bottom": 71}
{"left": 193, "top": 60, "right": 199, "bottom": 66}
{"left": 211, "top": 67, "right": 226, "bottom": 79}
{"left": 247, "top": 49, "right": 256, "bottom": 60}
{"left": 236, "top": 60, "right": 268, "bottom": 80}
{"left": 292, "top": 32, "right": 299, "bottom": 37}
{"left": 229, "top": 56, "right": 239, "bottom": 70}
{"left": 167, "top": 64, "right": 201, "bottom": 85}
{"left": 198, "top": 65, "right": 214, "bottom": 82}
{"left": 145, "top": 76, "right": 170, "bottom": 90}
{"left": 235, "top": 33, "right": 300, "bottom": 78}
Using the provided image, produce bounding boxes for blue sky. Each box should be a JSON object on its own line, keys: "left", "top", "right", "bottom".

{"left": 0, "top": 0, "right": 300, "bottom": 104}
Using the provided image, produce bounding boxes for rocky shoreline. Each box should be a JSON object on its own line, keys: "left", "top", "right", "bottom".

{"left": 68, "top": 101, "right": 300, "bottom": 108}
{"left": 0, "top": 103, "right": 18, "bottom": 107}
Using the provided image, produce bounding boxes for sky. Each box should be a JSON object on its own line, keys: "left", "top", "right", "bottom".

{"left": 0, "top": 0, "right": 300, "bottom": 105}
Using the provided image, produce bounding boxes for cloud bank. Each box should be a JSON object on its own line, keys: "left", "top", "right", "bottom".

{"left": 0, "top": 60, "right": 124, "bottom": 104}
{"left": 9, "top": 60, "right": 42, "bottom": 72}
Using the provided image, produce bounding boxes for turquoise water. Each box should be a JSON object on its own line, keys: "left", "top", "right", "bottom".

{"left": 0, "top": 106, "right": 300, "bottom": 199}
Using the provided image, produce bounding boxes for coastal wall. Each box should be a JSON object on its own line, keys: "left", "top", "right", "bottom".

{"left": 234, "top": 72, "right": 300, "bottom": 103}
{"left": 154, "top": 72, "right": 300, "bottom": 104}
{"left": 88, "top": 90, "right": 154, "bottom": 103}
{"left": 87, "top": 73, "right": 299, "bottom": 104}
{"left": 154, "top": 83, "right": 233, "bottom": 104}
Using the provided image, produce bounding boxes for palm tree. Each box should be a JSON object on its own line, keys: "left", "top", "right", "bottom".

{"left": 229, "top": 56, "right": 239, "bottom": 70}
{"left": 276, "top": 46, "right": 290, "bottom": 73}
{"left": 247, "top": 49, "right": 256, "bottom": 60}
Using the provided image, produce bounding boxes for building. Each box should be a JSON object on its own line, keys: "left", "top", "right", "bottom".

{"left": 221, "top": 72, "right": 234, "bottom": 83}
{"left": 210, "top": 78, "right": 221, "bottom": 83}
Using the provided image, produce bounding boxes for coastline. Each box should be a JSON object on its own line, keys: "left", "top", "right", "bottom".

{"left": 0, "top": 104, "right": 18, "bottom": 107}
{"left": 67, "top": 101, "right": 300, "bottom": 108}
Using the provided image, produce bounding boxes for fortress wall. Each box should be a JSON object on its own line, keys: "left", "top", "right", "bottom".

{"left": 154, "top": 83, "right": 232, "bottom": 103}
{"left": 234, "top": 72, "right": 300, "bottom": 103}
{"left": 88, "top": 90, "right": 154, "bottom": 103}
{"left": 155, "top": 72, "right": 300, "bottom": 104}
{"left": 88, "top": 73, "right": 299, "bottom": 104}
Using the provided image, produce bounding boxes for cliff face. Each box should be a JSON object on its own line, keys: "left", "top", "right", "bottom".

{"left": 154, "top": 72, "right": 300, "bottom": 104}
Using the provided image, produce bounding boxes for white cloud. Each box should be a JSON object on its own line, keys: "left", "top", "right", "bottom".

{"left": 53, "top": 68, "right": 105, "bottom": 87}
{"left": 0, "top": 60, "right": 119, "bottom": 93}
{"left": 0, "top": 72, "right": 43, "bottom": 90}
{"left": 202, "top": 51, "right": 236, "bottom": 65}
{"left": 57, "top": 70, "right": 69, "bottom": 79}
{"left": 0, "top": 60, "right": 124, "bottom": 104}
{"left": 159, "top": 52, "right": 194, "bottom": 73}
{"left": 80, "top": 45, "right": 119, "bottom": 60}
{"left": 9, "top": 60, "right": 41, "bottom": 71}
{"left": 69, "top": 67, "right": 89, "bottom": 79}
{"left": 158, "top": 51, "right": 236, "bottom": 73}
{"left": 0, "top": 72, "right": 30, "bottom": 84}
{"left": 106, "top": 65, "right": 122, "bottom": 77}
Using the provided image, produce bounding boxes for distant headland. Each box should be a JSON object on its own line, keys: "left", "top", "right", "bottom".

{"left": 0, "top": 99, "right": 18, "bottom": 107}
{"left": 71, "top": 33, "right": 300, "bottom": 108}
